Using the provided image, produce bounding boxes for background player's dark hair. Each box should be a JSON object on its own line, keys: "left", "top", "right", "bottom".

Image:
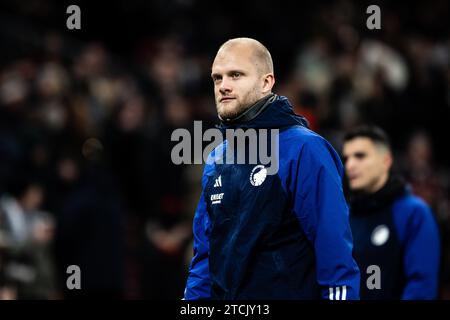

{"left": 344, "top": 125, "right": 391, "bottom": 151}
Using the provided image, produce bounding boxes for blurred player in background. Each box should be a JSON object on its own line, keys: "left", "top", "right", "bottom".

{"left": 343, "top": 126, "right": 440, "bottom": 299}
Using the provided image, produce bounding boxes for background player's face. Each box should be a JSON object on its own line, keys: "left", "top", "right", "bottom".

{"left": 211, "top": 45, "right": 265, "bottom": 120}
{"left": 343, "top": 137, "right": 392, "bottom": 193}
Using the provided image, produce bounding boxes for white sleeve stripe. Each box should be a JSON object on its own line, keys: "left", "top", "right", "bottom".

{"left": 329, "top": 286, "right": 349, "bottom": 300}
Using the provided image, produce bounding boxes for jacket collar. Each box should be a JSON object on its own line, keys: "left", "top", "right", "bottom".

{"left": 348, "top": 175, "right": 408, "bottom": 215}
{"left": 219, "top": 93, "right": 276, "bottom": 125}
{"left": 217, "top": 94, "right": 309, "bottom": 130}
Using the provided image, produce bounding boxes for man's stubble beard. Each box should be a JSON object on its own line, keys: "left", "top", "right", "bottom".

{"left": 216, "top": 87, "right": 261, "bottom": 120}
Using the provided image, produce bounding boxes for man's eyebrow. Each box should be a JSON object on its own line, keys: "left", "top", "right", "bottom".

{"left": 227, "top": 69, "right": 245, "bottom": 75}
{"left": 211, "top": 70, "right": 246, "bottom": 79}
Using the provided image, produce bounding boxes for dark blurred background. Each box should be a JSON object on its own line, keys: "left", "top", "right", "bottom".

{"left": 0, "top": 0, "right": 449, "bottom": 299}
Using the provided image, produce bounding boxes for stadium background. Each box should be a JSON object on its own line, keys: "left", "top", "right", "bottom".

{"left": 0, "top": 0, "right": 449, "bottom": 299}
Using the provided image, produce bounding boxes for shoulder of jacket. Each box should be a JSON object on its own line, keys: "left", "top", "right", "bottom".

{"left": 392, "top": 193, "right": 434, "bottom": 225}
{"left": 280, "top": 126, "right": 327, "bottom": 148}
{"left": 393, "top": 193, "right": 429, "bottom": 212}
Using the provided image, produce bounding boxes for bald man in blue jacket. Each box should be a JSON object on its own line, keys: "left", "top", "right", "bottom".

{"left": 184, "top": 38, "right": 360, "bottom": 300}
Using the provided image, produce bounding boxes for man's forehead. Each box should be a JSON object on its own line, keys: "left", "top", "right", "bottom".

{"left": 212, "top": 45, "right": 254, "bottom": 69}
{"left": 344, "top": 138, "right": 376, "bottom": 153}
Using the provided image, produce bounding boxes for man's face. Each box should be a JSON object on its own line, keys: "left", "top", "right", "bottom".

{"left": 343, "top": 137, "right": 391, "bottom": 193}
{"left": 211, "top": 45, "right": 265, "bottom": 120}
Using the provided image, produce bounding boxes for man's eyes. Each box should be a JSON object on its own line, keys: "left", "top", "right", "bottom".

{"left": 211, "top": 72, "right": 241, "bottom": 82}
{"left": 343, "top": 153, "right": 367, "bottom": 163}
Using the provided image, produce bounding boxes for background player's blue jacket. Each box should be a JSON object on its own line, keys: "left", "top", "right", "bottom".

{"left": 349, "top": 176, "right": 440, "bottom": 299}
{"left": 184, "top": 95, "right": 360, "bottom": 300}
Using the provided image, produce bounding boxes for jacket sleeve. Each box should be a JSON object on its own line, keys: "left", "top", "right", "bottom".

{"left": 183, "top": 169, "right": 212, "bottom": 300}
{"left": 291, "top": 136, "right": 360, "bottom": 300}
{"left": 393, "top": 198, "right": 440, "bottom": 299}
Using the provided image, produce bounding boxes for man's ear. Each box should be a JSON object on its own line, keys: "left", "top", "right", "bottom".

{"left": 262, "top": 73, "right": 275, "bottom": 93}
{"left": 383, "top": 152, "right": 393, "bottom": 171}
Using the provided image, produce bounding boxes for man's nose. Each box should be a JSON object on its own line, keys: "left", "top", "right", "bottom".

{"left": 219, "top": 77, "right": 232, "bottom": 94}
{"left": 345, "top": 157, "right": 356, "bottom": 172}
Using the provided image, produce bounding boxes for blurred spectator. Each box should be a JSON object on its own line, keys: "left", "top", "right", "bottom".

{"left": 0, "top": 175, "right": 57, "bottom": 299}
{"left": 51, "top": 152, "right": 126, "bottom": 299}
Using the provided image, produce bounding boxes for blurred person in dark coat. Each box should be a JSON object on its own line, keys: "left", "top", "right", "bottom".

{"left": 52, "top": 150, "right": 125, "bottom": 299}
{"left": 342, "top": 126, "right": 440, "bottom": 299}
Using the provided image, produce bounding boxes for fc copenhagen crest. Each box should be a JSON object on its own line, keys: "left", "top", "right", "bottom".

{"left": 371, "top": 225, "right": 390, "bottom": 246}
{"left": 250, "top": 165, "right": 267, "bottom": 186}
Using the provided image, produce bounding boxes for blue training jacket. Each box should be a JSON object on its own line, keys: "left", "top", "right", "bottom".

{"left": 184, "top": 95, "right": 360, "bottom": 300}
{"left": 349, "top": 177, "right": 441, "bottom": 300}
